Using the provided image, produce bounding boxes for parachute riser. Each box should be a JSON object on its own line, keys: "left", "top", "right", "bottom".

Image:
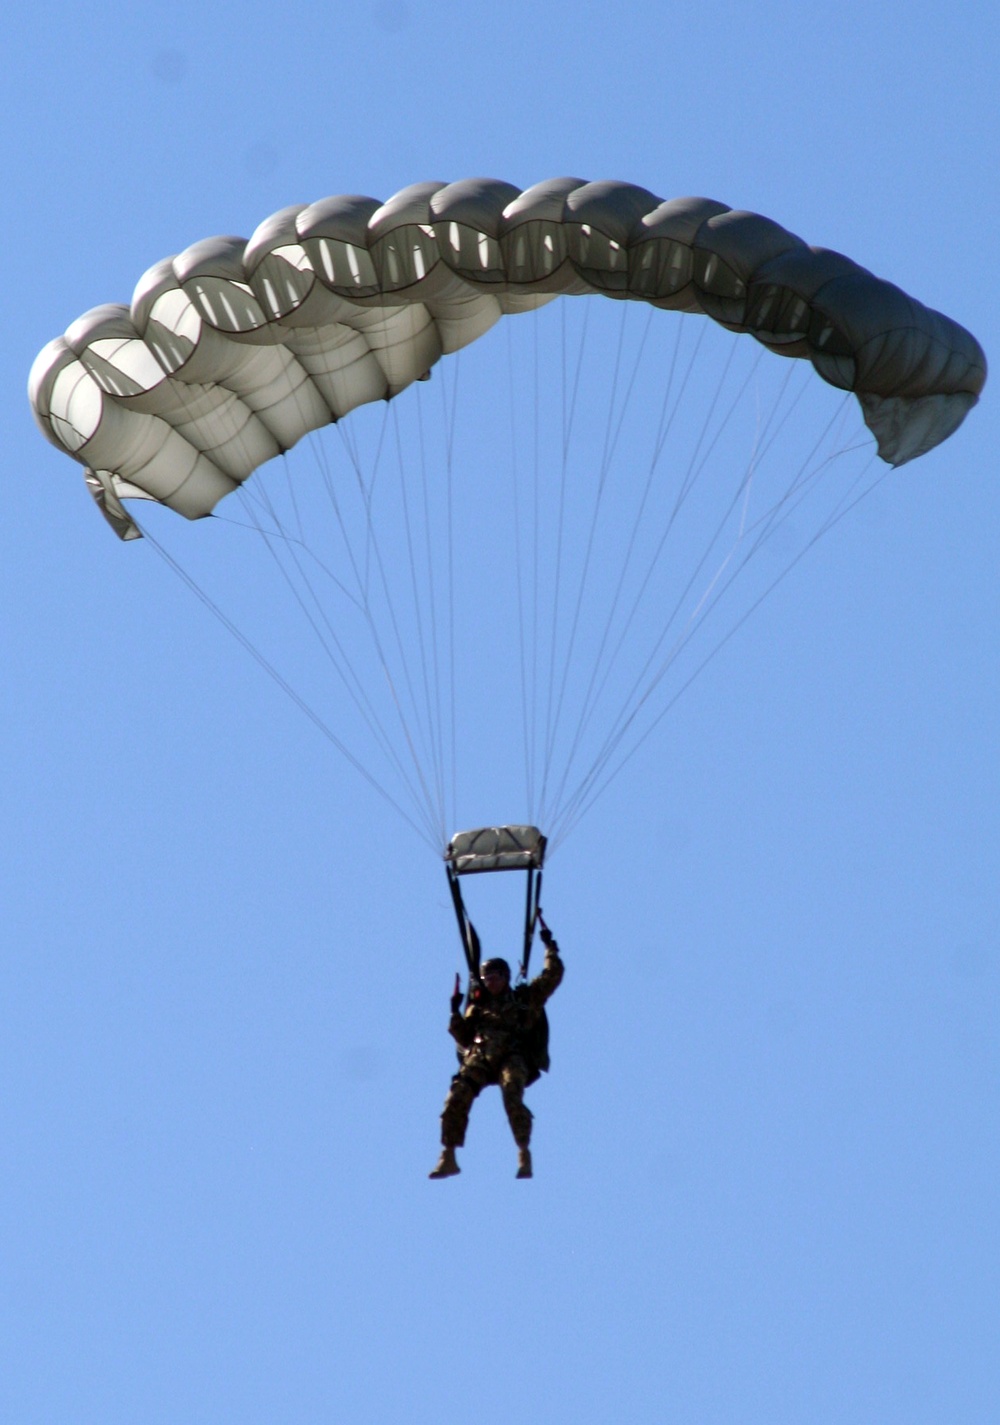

{"left": 519, "top": 866, "right": 543, "bottom": 984}
{"left": 444, "top": 861, "right": 543, "bottom": 989}
{"left": 445, "top": 862, "right": 482, "bottom": 982}
{"left": 444, "top": 824, "right": 547, "bottom": 991}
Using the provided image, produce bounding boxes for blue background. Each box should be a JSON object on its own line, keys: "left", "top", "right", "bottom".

{"left": 3, "top": 3, "right": 997, "bottom": 1421}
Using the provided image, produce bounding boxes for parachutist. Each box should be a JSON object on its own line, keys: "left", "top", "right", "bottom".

{"left": 429, "top": 936, "right": 564, "bottom": 1179}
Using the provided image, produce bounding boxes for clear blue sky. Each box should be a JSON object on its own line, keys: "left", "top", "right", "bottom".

{"left": 3, "top": 4, "right": 997, "bottom": 1422}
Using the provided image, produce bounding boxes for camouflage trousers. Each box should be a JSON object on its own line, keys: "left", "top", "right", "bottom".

{"left": 440, "top": 1053, "right": 533, "bottom": 1149}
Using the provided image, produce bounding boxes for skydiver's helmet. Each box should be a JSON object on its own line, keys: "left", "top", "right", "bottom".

{"left": 480, "top": 958, "right": 511, "bottom": 988}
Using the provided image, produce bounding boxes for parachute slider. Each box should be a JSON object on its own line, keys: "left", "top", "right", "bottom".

{"left": 446, "top": 824, "right": 546, "bottom": 875}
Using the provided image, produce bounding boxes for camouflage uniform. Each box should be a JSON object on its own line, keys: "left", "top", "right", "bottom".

{"left": 439, "top": 945, "right": 564, "bottom": 1150}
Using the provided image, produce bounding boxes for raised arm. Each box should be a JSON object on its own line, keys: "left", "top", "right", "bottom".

{"left": 526, "top": 920, "right": 564, "bottom": 1007}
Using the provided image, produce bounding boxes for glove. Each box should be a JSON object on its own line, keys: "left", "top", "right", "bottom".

{"left": 450, "top": 973, "right": 463, "bottom": 1015}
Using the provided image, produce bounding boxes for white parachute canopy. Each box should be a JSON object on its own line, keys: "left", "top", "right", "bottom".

{"left": 28, "top": 179, "right": 986, "bottom": 850}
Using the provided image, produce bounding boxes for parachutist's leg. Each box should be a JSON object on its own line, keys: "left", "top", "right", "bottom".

{"left": 439, "top": 1065, "right": 487, "bottom": 1149}
{"left": 499, "top": 1057, "right": 533, "bottom": 1148}
{"left": 432, "top": 1069, "right": 485, "bottom": 1177}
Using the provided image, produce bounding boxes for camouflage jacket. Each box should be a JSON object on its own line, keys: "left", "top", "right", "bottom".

{"left": 449, "top": 945, "right": 564, "bottom": 1068}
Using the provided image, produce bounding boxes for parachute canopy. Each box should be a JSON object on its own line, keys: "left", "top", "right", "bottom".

{"left": 27, "top": 180, "right": 988, "bottom": 855}
{"left": 30, "top": 178, "right": 986, "bottom": 541}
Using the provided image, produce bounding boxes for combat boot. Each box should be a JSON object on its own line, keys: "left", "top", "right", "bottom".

{"left": 516, "top": 1146, "right": 533, "bottom": 1179}
{"left": 429, "top": 1146, "right": 460, "bottom": 1178}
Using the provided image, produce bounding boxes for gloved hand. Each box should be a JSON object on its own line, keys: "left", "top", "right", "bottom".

{"left": 538, "top": 912, "right": 556, "bottom": 949}
{"left": 450, "top": 973, "right": 463, "bottom": 1015}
